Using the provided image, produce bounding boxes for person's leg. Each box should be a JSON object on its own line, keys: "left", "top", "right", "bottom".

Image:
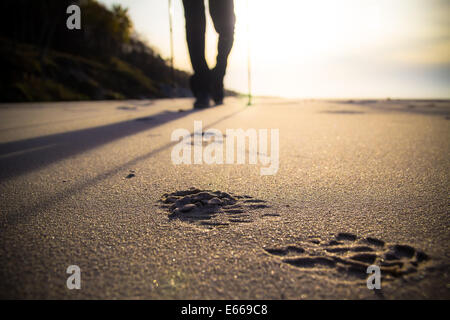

{"left": 182, "top": 0, "right": 210, "bottom": 107}
{"left": 209, "top": 0, "right": 235, "bottom": 104}
{"left": 209, "top": 0, "right": 235, "bottom": 78}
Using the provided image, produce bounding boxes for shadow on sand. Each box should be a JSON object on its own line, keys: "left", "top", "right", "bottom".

{"left": 0, "top": 107, "right": 200, "bottom": 181}
{"left": 0, "top": 106, "right": 246, "bottom": 228}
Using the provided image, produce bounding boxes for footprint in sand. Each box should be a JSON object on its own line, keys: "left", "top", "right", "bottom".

{"left": 159, "top": 187, "right": 272, "bottom": 229}
{"left": 188, "top": 132, "right": 226, "bottom": 146}
{"left": 264, "top": 233, "right": 430, "bottom": 281}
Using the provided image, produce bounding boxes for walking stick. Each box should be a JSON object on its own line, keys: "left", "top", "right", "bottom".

{"left": 168, "top": 0, "right": 175, "bottom": 92}
{"left": 246, "top": 0, "right": 252, "bottom": 106}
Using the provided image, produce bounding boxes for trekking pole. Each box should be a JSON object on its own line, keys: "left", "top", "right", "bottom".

{"left": 168, "top": 0, "right": 175, "bottom": 92}
{"left": 246, "top": 0, "right": 252, "bottom": 106}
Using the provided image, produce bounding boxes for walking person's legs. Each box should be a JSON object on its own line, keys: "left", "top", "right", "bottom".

{"left": 182, "top": 0, "right": 210, "bottom": 108}
{"left": 209, "top": 0, "right": 235, "bottom": 105}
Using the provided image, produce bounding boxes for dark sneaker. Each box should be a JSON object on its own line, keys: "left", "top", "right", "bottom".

{"left": 212, "top": 96, "right": 224, "bottom": 106}
{"left": 193, "top": 92, "right": 210, "bottom": 109}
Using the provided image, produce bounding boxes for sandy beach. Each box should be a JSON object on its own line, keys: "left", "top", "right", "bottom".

{"left": 0, "top": 97, "right": 448, "bottom": 299}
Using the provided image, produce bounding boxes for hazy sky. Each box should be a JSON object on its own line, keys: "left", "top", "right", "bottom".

{"left": 100, "top": 0, "right": 450, "bottom": 98}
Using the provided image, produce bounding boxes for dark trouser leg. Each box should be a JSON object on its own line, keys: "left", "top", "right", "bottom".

{"left": 182, "top": 0, "right": 210, "bottom": 96}
{"left": 209, "top": 0, "right": 235, "bottom": 78}
{"left": 209, "top": 0, "right": 235, "bottom": 102}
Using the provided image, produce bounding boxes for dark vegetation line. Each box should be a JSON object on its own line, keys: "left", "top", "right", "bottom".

{"left": 0, "top": 0, "right": 237, "bottom": 102}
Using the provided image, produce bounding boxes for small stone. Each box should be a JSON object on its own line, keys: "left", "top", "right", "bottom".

{"left": 180, "top": 204, "right": 196, "bottom": 212}
{"left": 194, "top": 192, "right": 215, "bottom": 201}
{"left": 164, "top": 196, "right": 178, "bottom": 204}
{"left": 175, "top": 197, "right": 191, "bottom": 207}
{"left": 174, "top": 189, "right": 199, "bottom": 196}
{"left": 208, "top": 197, "right": 222, "bottom": 205}
{"left": 222, "top": 198, "right": 237, "bottom": 205}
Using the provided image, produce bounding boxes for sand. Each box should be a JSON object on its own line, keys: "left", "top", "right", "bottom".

{"left": 0, "top": 97, "right": 448, "bottom": 299}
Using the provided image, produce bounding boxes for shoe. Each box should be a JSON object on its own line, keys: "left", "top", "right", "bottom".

{"left": 193, "top": 91, "right": 210, "bottom": 109}
{"left": 190, "top": 74, "right": 211, "bottom": 108}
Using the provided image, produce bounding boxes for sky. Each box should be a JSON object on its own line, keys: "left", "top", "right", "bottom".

{"left": 99, "top": 0, "right": 450, "bottom": 99}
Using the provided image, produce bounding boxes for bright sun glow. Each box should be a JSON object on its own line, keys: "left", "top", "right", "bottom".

{"left": 220, "top": 0, "right": 449, "bottom": 98}
{"left": 100, "top": 0, "right": 450, "bottom": 99}
{"left": 236, "top": 1, "right": 384, "bottom": 62}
